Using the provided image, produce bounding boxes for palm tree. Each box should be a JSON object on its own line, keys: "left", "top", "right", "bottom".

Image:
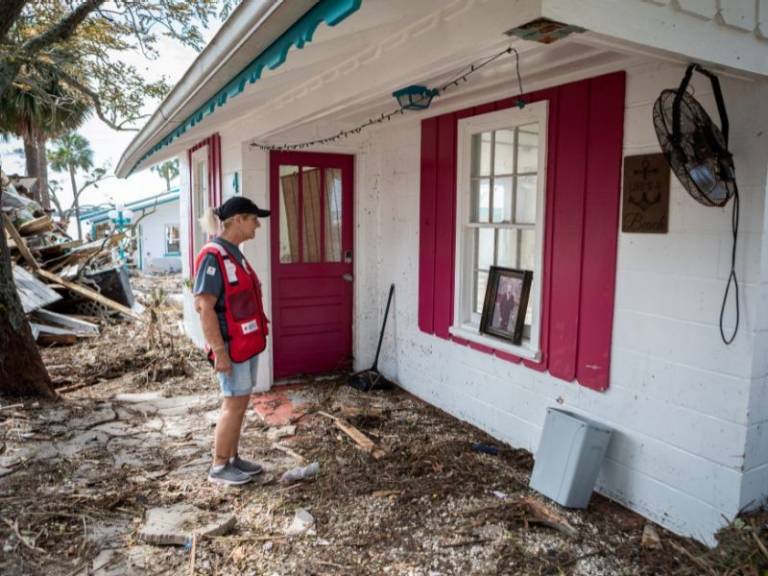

{"left": 0, "top": 61, "right": 90, "bottom": 209}
{"left": 151, "top": 159, "right": 179, "bottom": 192}
{"left": 48, "top": 133, "right": 95, "bottom": 241}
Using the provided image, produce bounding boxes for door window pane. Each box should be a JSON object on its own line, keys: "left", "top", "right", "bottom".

{"left": 515, "top": 175, "right": 537, "bottom": 224}
{"left": 302, "top": 167, "right": 322, "bottom": 263}
{"left": 474, "top": 270, "right": 488, "bottom": 314}
{"left": 324, "top": 168, "right": 343, "bottom": 262}
{"left": 477, "top": 228, "right": 494, "bottom": 271}
{"left": 494, "top": 129, "right": 515, "bottom": 175}
{"left": 496, "top": 228, "right": 519, "bottom": 269}
{"left": 279, "top": 165, "right": 300, "bottom": 263}
{"left": 165, "top": 225, "right": 180, "bottom": 254}
{"left": 471, "top": 178, "right": 491, "bottom": 223}
{"left": 517, "top": 124, "right": 539, "bottom": 173}
{"left": 471, "top": 132, "right": 492, "bottom": 177}
{"left": 493, "top": 177, "right": 513, "bottom": 224}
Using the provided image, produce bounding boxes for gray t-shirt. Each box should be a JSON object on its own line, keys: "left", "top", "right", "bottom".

{"left": 193, "top": 238, "right": 246, "bottom": 341}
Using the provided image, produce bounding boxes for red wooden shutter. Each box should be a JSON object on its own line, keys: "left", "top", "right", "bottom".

{"left": 417, "top": 72, "right": 625, "bottom": 392}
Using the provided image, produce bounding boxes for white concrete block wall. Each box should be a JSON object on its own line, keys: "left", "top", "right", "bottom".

{"left": 345, "top": 61, "right": 768, "bottom": 545}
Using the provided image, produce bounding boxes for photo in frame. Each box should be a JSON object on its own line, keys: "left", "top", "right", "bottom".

{"left": 479, "top": 266, "right": 533, "bottom": 345}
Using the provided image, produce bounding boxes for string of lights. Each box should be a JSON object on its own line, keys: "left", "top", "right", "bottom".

{"left": 249, "top": 46, "right": 524, "bottom": 152}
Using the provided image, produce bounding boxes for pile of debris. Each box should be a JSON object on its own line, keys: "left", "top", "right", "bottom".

{"left": 2, "top": 174, "right": 140, "bottom": 347}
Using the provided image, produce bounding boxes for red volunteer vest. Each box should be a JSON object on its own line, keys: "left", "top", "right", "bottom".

{"left": 194, "top": 241, "right": 269, "bottom": 363}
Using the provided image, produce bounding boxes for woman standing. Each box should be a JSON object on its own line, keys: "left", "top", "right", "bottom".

{"left": 193, "top": 196, "right": 271, "bottom": 485}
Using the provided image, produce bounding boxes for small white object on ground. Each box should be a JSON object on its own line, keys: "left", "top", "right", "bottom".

{"left": 284, "top": 508, "right": 314, "bottom": 537}
{"left": 280, "top": 461, "right": 320, "bottom": 484}
{"left": 138, "top": 503, "right": 236, "bottom": 546}
{"left": 641, "top": 523, "right": 662, "bottom": 549}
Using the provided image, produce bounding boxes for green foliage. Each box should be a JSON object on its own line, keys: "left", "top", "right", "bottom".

{"left": 0, "top": 0, "right": 243, "bottom": 132}
{"left": 48, "top": 132, "right": 94, "bottom": 174}
{"left": 151, "top": 159, "right": 180, "bottom": 191}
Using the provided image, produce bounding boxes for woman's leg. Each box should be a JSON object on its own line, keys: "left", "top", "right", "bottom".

{"left": 213, "top": 395, "right": 250, "bottom": 465}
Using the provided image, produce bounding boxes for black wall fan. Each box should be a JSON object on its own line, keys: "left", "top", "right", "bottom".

{"left": 652, "top": 63, "right": 740, "bottom": 344}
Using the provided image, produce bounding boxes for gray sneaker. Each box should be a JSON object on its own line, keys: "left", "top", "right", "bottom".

{"left": 207, "top": 463, "right": 253, "bottom": 486}
{"left": 231, "top": 455, "right": 264, "bottom": 476}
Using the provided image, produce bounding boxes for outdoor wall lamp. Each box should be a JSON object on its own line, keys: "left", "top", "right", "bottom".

{"left": 392, "top": 85, "right": 438, "bottom": 110}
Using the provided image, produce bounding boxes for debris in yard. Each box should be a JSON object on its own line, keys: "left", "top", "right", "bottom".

{"left": 642, "top": 522, "right": 663, "bottom": 549}
{"left": 472, "top": 442, "right": 500, "bottom": 455}
{"left": 138, "top": 503, "right": 236, "bottom": 546}
{"left": 2, "top": 174, "right": 140, "bottom": 352}
{"left": 280, "top": 461, "right": 320, "bottom": 484}
{"left": 266, "top": 424, "right": 296, "bottom": 441}
{"left": 1, "top": 280, "right": 763, "bottom": 575}
{"left": 318, "top": 410, "right": 387, "bottom": 459}
{"left": 519, "top": 495, "right": 579, "bottom": 538}
{"left": 284, "top": 508, "right": 315, "bottom": 537}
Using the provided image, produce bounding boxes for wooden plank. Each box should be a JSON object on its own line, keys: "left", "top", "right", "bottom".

{"left": 318, "top": 411, "right": 386, "bottom": 459}
{"left": 576, "top": 72, "right": 625, "bottom": 392}
{"left": 35, "top": 268, "right": 141, "bottom": 321}
{"left": 29, "top": 322, "right": 85, "bottom": 337}
{"left": 547, "top": 79, "right": 591, "bottom": 383}
{"left": 418, "top": 117, "right": 439, "bottom": 334}
{"left": 31, "top": 309, "right": 99, "bottom": 335}
{"left": 2, "top": 213, "right": 39, "bottom": 270}
{"left": 12, "top": 265, "right": 61, "bottom": 313}
{"left": 433, "top": 113, "right": 458, "bottom": 339}
{"left": 18, "top": 215, "right": 53, "bottom": 236}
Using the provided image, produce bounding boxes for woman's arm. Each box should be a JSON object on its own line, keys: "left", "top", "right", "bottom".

{"left": 195, "top": 294, "right": 232, "bottom": 374}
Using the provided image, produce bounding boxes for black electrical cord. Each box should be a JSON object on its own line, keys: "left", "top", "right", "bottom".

{"left": 719, "top": 186, "right": 739, "bottom": 344}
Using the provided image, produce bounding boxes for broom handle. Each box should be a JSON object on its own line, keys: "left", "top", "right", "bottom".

{"left": 371, "top": 284, "right": 395, "bottom": 372}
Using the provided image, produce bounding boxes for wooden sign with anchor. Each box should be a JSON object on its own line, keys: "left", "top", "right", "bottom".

{"left": 622, "top": 153, "right": 670, "bottom": 233}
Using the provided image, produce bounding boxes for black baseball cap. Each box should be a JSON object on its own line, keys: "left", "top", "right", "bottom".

{"left": 215, "top": 196, "right": 271, "bottom": 220}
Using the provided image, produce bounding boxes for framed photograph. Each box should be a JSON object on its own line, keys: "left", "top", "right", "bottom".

{"left": 479, "top": 266, "right": 533, "bottom": 345}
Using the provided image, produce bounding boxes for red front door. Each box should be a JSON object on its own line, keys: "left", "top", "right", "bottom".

{"left": 270, "top": 151, "right": 354, "bottom": 379}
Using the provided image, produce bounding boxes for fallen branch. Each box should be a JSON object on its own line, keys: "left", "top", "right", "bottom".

{"left": 0, "top": 403, "right": 24, "bottom": 412}
{"left": 519, "top": 497, "right": 578, "bottom": 538}
{"left": 668, "top": 541, "right": 716, "bottom": 576}
{"left": 271, "top": 443, "right": 305, "bottom": 464}
{"left": 36, "top": 268, "right": 141, "bottom": 320}
{"left": 1, "top": 517, "right": 47, "bottom": 554}
{"left": 317, "top": 411, "right": 386, "bottom": 460}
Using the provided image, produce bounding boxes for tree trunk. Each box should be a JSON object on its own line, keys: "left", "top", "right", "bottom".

{"left": 23, "top": 135, "right": 39, "bottom": 201}
{"left": 36, "top": 137, "right": 51, "bottom": 210}
{"left": 0, "top": 187, "right": 57, "bottom": 398}
{"left": 70, "top": 165, "right": 82, "bottom": 241}
{"left": 165, "top": 175, "right": 171, "bottom": 192}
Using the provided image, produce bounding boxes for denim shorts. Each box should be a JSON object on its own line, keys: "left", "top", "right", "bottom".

{"left": 217, "top": 352, "right": 260, "bottom": 397}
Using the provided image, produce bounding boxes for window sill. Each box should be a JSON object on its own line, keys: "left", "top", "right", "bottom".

{"left": 449, "top": 324, "right": 541, "bottom": 362}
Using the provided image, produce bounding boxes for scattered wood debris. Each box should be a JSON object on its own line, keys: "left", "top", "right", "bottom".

{"left": 2, "top": 175, "right": 140, "bottom": 352}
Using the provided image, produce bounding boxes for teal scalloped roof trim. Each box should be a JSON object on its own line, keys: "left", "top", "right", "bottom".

{"left": 130, "top": 0, "right": 363, "bottom": 174}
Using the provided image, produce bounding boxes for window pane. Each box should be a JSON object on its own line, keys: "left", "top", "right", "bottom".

{"left": 166, "top": 225, "right": 180, "bottom": 253}
{"left": 515, "top": 175, "right": 537, "bottom": 224}
{"left": 494, "top": 129, "right": 515, "bottom": 175}
{"left": 476, "top": 227, "right": 494, "bottom": 271}
{"left": 520, "top": 229, "right": 536, "bottom": 272}
{"left": 493, "top": 177, "right": 513, "bottom": 224}
{"left": 279, "top": 165, "right": 300, "bottom": 263}
{"left": 302, "top": 167, "right": 322, "bottom": 263}
{"left": 324, "top": 168, "right": 342, "bottom": 262}
{"left": 517, "top": 124, "right": 539, "bottom": 173}
{"left": 496, "top": 228, "right": 519, "bottom": 269}
{"left": 475, "top": 270, "right": 488, "bottom": 314}
{"left": 471, "top": 178, "right": 491, "bottom": 223}
{"left": 471, "top": 132, "right": 492, "bottom": 177}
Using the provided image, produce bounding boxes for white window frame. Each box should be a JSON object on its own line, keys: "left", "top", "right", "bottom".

{"left": 191, "top": 147, "right": 209, "bottom": 254}
{"left": 450, "top": 101, "right": 549, "bottom": 361}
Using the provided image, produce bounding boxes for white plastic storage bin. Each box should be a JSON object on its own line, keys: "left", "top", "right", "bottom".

{"left": 529, "top": 408, "right": 613, "bottom": 508}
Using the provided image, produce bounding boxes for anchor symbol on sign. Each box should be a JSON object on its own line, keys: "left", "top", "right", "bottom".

{"left": 628, "top": 157, "right": 662, "bottom": 212}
